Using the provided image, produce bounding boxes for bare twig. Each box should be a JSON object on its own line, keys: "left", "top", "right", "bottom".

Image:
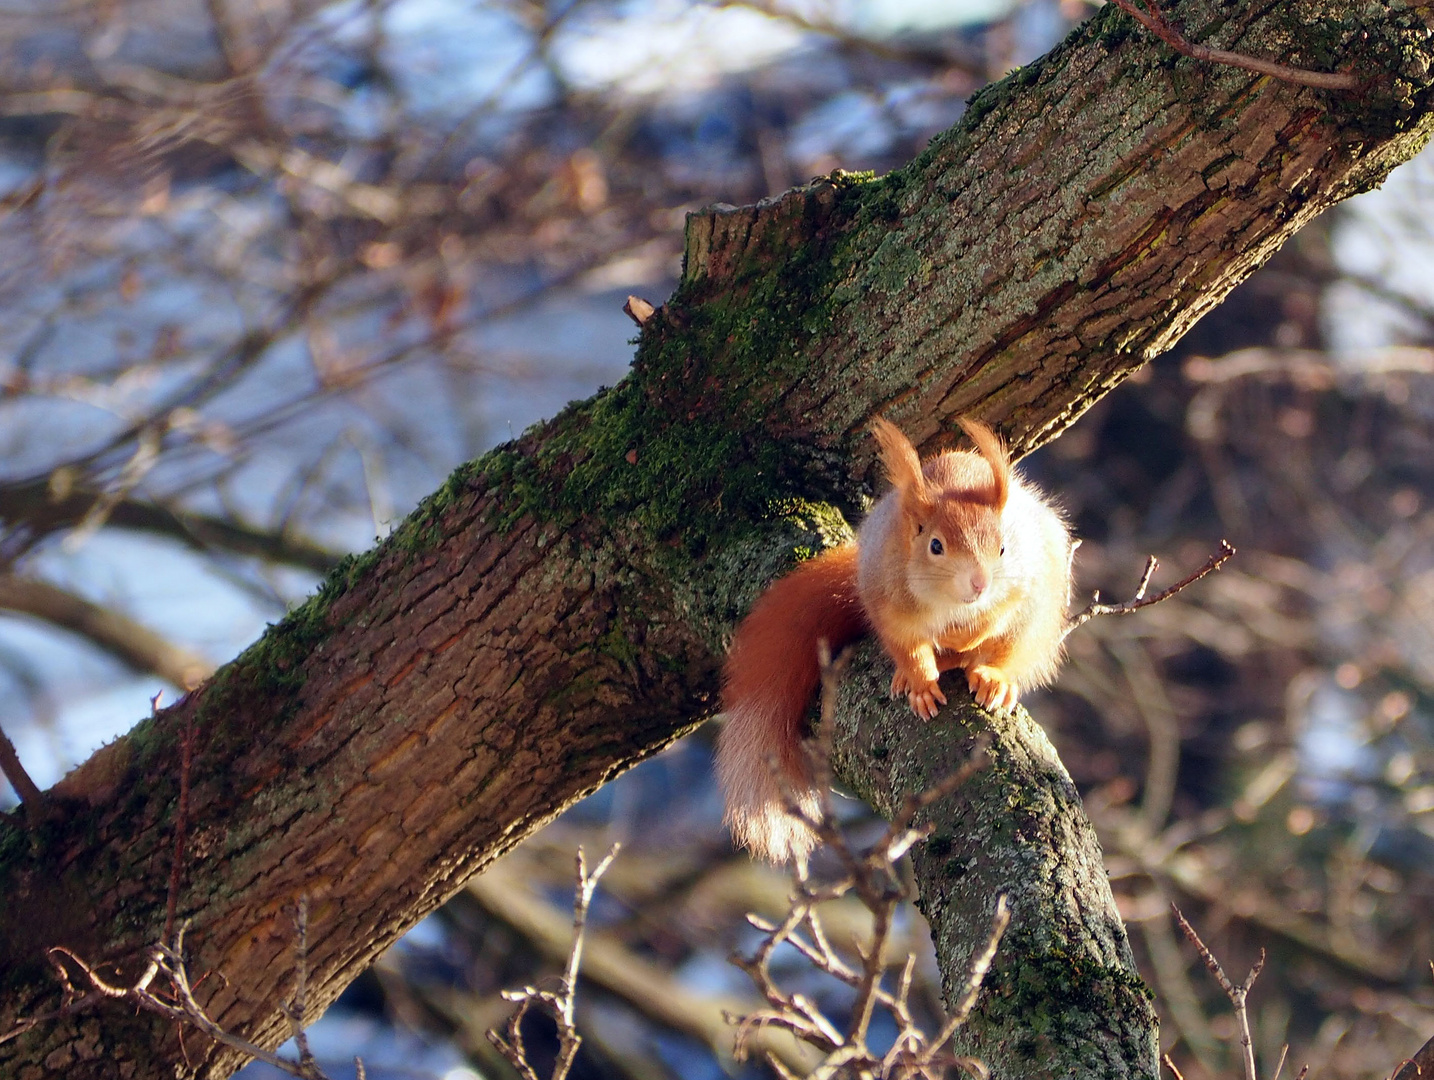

{"left": 1106, "top": 0, "right": 1359, "bottom": 90}
{"left": 6, "top": 905, "right": 350, "bottom": 1078}
{"left": 1271, "top": 1043, "right": 1289, "bottom": 1080}
{"left": 1171, "top": 905, "right": 1265, "bottom": 1080}
{"left": 487, "top": 844, "right": 621, "bottom": 1080}
{"left": 1138, "top": 914, "right": 1219, "bottom": 1069}
{"left": 729, "top": 647, "right": 996, "bottom": 1078}
{"left": 1391, "top": 1033, "right": 1434, "bottom": 1080}
{"left": 282, "top": 897, "right": 320, "bottom": 1078}
{"left": 1064, "top": 540, "right": 1236, "bottom": 640}
{"left": 467, "top": 855, "right": 820, "bottom": 1073}
{"left": 920, "top": 895, "right": 1009, "bottom": 1068}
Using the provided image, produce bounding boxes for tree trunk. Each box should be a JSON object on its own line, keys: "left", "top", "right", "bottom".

{"left": 2, "top": 2, "right": 1432, "bottom": 1077}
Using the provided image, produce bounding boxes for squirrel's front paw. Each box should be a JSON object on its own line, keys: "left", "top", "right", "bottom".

{"left": 967, "top": 665, "right": 1018, "bottom": 713}
{"left": 905, "top": 679, "right": 947, "bottom": 720}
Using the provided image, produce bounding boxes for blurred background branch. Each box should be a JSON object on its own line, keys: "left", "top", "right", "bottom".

{"left": 0, "top": 0, "right": 1431, "bottom": 1077}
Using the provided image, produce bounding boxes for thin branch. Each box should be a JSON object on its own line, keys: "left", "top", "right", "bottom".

{"left": 0, "top": 951, "right": 110, "bottom": 1046}
{"left": 0, "top": 717, "right": 43, "bottom": 825}
{"left": 36, "top": 914, "right": 345, "bottom": 1079}
{"left": 0, "top": 575, "right": 215, "bottom": 689}
{"left": 1390, "top": 1032, "right": 1434, "bottom": 1080}
{"left": 1271, "top": 1043, "right": 1289, "bottom": 1080}
{"left": 1169, "top": 905, "right": 1233, "bottom": 994}
{"left": 1162, "top": 1053, "right": 1188, "bottom": 1080}
{"left": 921, "top": 895, "right": 1010, "bottom": 1065}
{"left": 487, "top": 843, "right": 621, "bottom": 1080}
{"left": 1171, "top": 905, "right": 1264, "bottom": 1080}
{"left": 467, "top": 856, "right": 821, "bottom": 1074}
{"left": 881, "top": 737, "right": 991, "bottom": 857}
{"left": 1064, "top": 540, "right": 1236, "bottom": 640}
{"left": 1137, "top": 914, "right": 1220, "bottom": 1069}
{"left": 1106, "top": 0, "right": 1359, "bottom": 90}
{"left": 281, "top": 896, "right": 321, "bottom": 1078}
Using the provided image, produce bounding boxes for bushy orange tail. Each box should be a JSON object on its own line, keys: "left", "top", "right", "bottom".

{"left": 716, "top": 545, "right": 866, "bottom": 864}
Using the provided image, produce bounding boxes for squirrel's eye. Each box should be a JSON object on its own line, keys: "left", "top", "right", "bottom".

{"left": 1000, "top": 545, "right": 1006, "bottom": 557}
{"left": 929, "top": 537, "right": 944, "bottom": 556}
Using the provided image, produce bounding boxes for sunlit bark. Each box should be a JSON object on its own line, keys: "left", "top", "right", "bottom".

{"left": 1, "top": 2, "right": 1431, "bottom": 1076}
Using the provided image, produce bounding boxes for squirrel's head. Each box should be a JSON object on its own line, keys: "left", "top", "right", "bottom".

{"left": 870, "top": 416, "right": 1010, "bottom": 608}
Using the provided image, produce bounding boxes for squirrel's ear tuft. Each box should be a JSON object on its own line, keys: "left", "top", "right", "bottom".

{"left": 958, "top": 417, "right": 1009, "bottom": 510}
{"left": 870, "top": 417, "right": 926, "bottom": 503}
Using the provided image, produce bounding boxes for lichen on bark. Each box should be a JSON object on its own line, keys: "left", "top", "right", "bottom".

{"left": 832, "top": 639, "right": 1159, "bottom": 1079}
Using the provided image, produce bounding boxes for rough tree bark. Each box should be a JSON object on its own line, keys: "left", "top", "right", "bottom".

{"left": 2, "top": 2, "right": 1431, "bottom": 1077}
{"left": 834, "top": 644, "right": 1160, "bottom": 1078}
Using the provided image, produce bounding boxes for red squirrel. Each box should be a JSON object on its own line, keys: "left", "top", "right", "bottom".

{"left": 716, "top": 417, "right": 1072, "bottom": 864}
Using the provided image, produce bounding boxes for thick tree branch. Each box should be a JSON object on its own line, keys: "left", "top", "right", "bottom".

{"left": 1, "top": 2, "right": 1432, "bottom": 1077}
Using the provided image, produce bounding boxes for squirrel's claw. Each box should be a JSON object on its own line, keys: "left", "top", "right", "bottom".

{"left": 905, "top": 680, "right": 947, "bottom": 720}
{"left": 967, "top": 665, "right": 1018, "bottom": 713}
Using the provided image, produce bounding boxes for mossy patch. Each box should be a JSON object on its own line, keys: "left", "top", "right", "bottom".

{"left": 966, "top": 944, "right": 1157, "bottom": 1061}
{"left": 463, "top": 175, "right": 898, "bottom": 556}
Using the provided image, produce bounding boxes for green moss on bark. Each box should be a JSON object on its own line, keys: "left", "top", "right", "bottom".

{"left": 966, "top": 945, "right": 1158, "bottom": 1077}
{"left": 831, "top": 642, "right": 1160, "bottom": 1079}
{"left": 462, "top": 177, "right": 890, "bottom": 554}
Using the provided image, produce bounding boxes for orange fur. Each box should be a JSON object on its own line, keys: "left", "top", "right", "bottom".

{"left": 716, "top": 545, "right": 866, "bottom": 865}
{"left": 718, "top": 417, "right": 1072, "bottom": 863}
{"left": 869, "top": 418, "right": 927, "bottom": 507}
{"left": 956, "top": 417, "right": 1009, "bottom": 509}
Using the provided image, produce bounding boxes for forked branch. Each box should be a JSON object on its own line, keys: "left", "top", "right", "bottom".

{"left": 487, "top": 844, "right": 621, "bottom": 1080}
{"left": 1168, "top": 904, "right": 1305, "bottom": 1080}
{"left": 2, "top": 901, "right": 362, "bottom": 1079}
{"left": 1065, "top": 539, "right": 1236, "bottom": 640}
{"left": 726, "top": 643, "right": 1001, "bottom": 1079}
